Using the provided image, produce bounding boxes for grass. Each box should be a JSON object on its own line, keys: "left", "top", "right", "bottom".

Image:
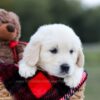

{"left": 84, "top": 45, "right": 100, "bottom": 100}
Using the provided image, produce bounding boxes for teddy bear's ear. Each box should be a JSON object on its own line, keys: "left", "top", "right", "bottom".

{"left": 0, "top": 9, "right": 7, "bottom": 15}
{"left": 9, "top": 12, "right": 19, "bottom": 20}
{"left": 9, "top": 12, "right": 21, "bottom": 40}
{"left": 0, "top": 9, "right": 8, "bottom": 23}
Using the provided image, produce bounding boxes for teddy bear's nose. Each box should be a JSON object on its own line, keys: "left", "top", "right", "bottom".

{"left": 6, "top": 24, "right": 15, "bottom": 32}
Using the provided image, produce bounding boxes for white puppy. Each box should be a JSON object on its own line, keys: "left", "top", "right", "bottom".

{"left": 19, "top": 24, "right": 84, "bottom": 88}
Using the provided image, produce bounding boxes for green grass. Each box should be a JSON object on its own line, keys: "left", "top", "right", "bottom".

{"left": 84, "top": 45, "right": 100, "bottom": 100}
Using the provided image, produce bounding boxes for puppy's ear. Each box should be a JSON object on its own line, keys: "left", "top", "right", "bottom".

{"left": 76, "top": 49, "right": 84, "bottom": 67}
{"left": 23, "top": 39, "right": 41, "bottom": 67}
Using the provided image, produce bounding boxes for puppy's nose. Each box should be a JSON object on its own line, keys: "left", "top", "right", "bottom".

{"left": 61, "top": 64, "right": 69, "bottom": 73}
{"left": 6, "top": 24, "right": 15, "bottom": 32}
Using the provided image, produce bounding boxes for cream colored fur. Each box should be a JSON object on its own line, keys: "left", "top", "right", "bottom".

{"left": 19, "top": 24, "right": 84, "bottom": 88}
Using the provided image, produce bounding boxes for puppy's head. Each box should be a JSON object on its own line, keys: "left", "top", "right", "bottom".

{"left": 22, "top": 24, "right": 84, "bottom": 78}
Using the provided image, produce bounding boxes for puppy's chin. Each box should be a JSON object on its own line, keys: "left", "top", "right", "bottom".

{"left": 53, "top": 72, "right": 73, "bottom": 78}
{"left": 43, "top": 69, "right": 74, "bottom": 78}
{"left": 54, "top": 68, "right": 75, "bottom": 78}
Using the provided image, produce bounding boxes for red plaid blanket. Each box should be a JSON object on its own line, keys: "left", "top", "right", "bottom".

{"left": 0, "top": 63, "right": 87, "bottom": 100}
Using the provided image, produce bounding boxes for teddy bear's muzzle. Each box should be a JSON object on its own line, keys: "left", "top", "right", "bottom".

{"left": 6, "top": 24, "right": 15, "bottom": 33}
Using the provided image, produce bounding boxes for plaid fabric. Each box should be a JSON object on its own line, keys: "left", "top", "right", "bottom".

{"left": 0, "top": 63, "right": 88, "bottom": 100}
{"left": 60, "top": 71, "right": 87, "bottom": 100}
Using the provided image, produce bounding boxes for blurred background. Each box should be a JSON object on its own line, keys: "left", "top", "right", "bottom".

{"left": 0, "top": 0, "right": 100, "bottom": 99}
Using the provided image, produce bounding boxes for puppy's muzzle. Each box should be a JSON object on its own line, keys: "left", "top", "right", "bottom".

{"left": 60, "top": 64, "right": 69, "bottom": 73}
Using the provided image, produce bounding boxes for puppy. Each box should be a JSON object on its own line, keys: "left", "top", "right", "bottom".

{"left": 19, "top": 24, "right": 84, "bottom": 88}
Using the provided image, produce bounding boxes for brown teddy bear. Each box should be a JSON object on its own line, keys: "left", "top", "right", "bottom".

{"left": 0, "top": 8, "right": 26, "bottom": 64}
{"left": 0, "top": 8, "right": 26, "bottom": 100}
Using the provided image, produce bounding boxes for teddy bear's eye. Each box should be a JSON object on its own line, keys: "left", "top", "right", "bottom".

{"left": 69, "top": 49, "right": 74, "bottom": 54}
{"left": 1, "top": 20, "right": 8, "bottom": 23}
{"left": 50, "top": 48, "right": 58, "bottom": 54}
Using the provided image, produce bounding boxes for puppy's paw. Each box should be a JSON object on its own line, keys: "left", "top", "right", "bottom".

{"left": 18, "top": 61, "right": 37, "bottom": 78}
{"left": 64, "top": 68, "right": 83, "bottom": 88}
{"left": 64, "top": 76, "right": 80, "bottom": 88}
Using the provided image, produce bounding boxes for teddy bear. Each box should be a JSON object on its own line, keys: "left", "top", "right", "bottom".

{"left": 0, "top": 8, "right": 26, "bottom": 100}
{"left": 0, "top": 8, "right": 26, "bottom": 64}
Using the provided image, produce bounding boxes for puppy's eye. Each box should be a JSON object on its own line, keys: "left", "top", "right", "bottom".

{"left": 50, "top": 48, "right": 58, "bottom": 54}
{"left": 70, "top": 49, "right": 74, "bottom": 54}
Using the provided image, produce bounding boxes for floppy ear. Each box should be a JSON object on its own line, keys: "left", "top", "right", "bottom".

{"left": 23, "top": 39, "right": 41, "bottom": 67}
{"left": 76, "top": 49, "right": 84, "bottom": 67}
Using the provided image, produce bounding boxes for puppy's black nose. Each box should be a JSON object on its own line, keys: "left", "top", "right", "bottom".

{"left": 6, "top": 24, "right": 15, "bottom": 32}
{"left": 61, "top": 64, "right": 69, "bottom": 73}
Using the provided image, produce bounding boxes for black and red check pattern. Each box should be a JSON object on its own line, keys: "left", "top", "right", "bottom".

{"left": 0, "top": 63, "right": 87, "bottom": 100}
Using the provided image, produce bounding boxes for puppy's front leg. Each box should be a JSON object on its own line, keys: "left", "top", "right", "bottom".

{"left": 64, "top": 68, "right": 83, "bottom": 88}
{"left": 18, "top": 36, "right": 41, "bottom": 78}
{"left": 19, "top": 60, "right": 37, "bottom": 78}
